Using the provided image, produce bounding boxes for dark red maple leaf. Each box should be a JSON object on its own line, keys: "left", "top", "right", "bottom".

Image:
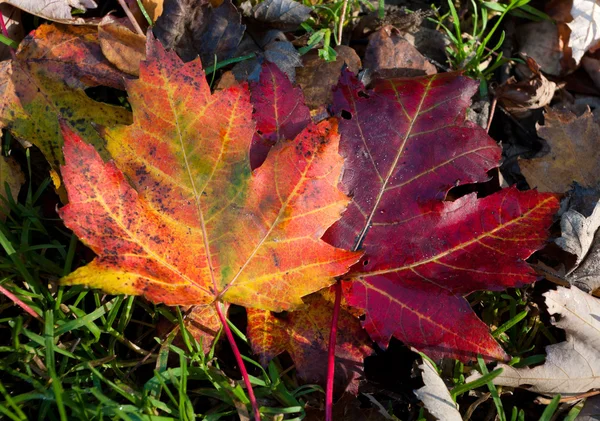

{"left": 249, "top": 62, "right": 311, "bottom": 169}
{"left": 324, "top": 71, "right": 559, "bottom": 361}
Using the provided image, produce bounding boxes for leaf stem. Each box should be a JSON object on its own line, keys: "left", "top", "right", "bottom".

{"left": 214, "top": 302, "right": 261, "bottom": 420}
{"left": 325, "top": 281, "right": 343, "bottom": 421}
{"left": 117, "top": 0, "right": 145, "bottom": 36}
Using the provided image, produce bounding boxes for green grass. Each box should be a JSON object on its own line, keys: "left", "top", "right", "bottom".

{"left": 0, "top": 152, "right": 318, "bottom": 420}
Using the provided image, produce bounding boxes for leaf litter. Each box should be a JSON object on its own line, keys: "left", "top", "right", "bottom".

{"left": 3, "top": 0, "right": 600, "bottom": 419}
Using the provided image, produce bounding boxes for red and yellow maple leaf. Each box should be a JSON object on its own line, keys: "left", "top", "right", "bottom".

{"left": 324, "top": 71, "right": 559, "bottom": 361}
{"left": 247, "top": 289, "right": 372, "bottom": 396}
{"left": 58, "top": 37, "right": 360, "bottom": 315}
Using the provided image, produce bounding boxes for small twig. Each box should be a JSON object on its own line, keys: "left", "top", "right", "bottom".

{"left": 337, "top": 0, "right": 349, "bottom": 46}
{"left": 215, "top": 302, "right": 261, "bottom": 421}
{"left": 0, "top": 283, "right": 41, "bottom": 320}
{"left": 536, "top": 390, "right": 600, "bottom": 405}
{"left": 464, "top": 392, "right": 491, "bottom": 420}
{"left": 486, "top": 97, "right": 497, "bottom": 133}
{"left": 325, "top": 282, "right": 343, "bottom": 421}
{"left": 117, "top": 0, "right": 145, "bottom": 36}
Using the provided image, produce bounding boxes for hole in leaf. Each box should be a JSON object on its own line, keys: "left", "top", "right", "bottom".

{"left": 341, "top": 110, "right": 352, "bottom": 120}
{"left": 358, "top": 91, "right": 370, "bottom": 99}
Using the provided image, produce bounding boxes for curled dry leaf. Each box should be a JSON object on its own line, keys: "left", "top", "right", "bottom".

{"left": 414, "top": 359, "right": 461, "bottom": 421}
{"left": 519, "top": 106, "right": 600, "bottom": 193}
{"left": 494, "top": 57, "right": 556, "bottom": 118}
{"left": 492, "top": 286, "right": 600, "bottom": 395}
{"left": 99, "top": 16, "right": 146, "bottom": 76}
{"left": 247, "top": 290, "right": 372, "bottom": 395}
{"left": 323, "top": 70, "right": 558, "bottom": 361}
{"left": 0, "top": 0, "right": 96, "bottom": 24}
{"left": 0, "top": 156, "right": 24, "bottom": 221}
{"left": 59, "top": 37, "right": 359, "bottom": 321}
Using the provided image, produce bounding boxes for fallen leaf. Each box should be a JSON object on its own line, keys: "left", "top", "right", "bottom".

{"left": 59, "top": 37, "right": 359, "bottom": 315}
{"left": 232, "top": 30, "right": 302, "bottom": 82}
{"left": 577, "top": 396, "right": 600, "bottom": 420}
{"left": 247, "top": 290, "right": 372, "bottom": 395}
{"left": 567, "top": 0, "right": 600, "bottom": 64}
{"left": 364, "top": 25, "right": 436, "bottom": 79}
{"left": 556, "top": 199, "right": 600, "bottom": 293}
{"left": 18, "top": 23, "right": 130, "bottom": 90}
{"left": 519, "top": 106, "right": 600, "bottom": 193}
{"left": 252, "top": 0, "right": 311, "bottom": 30}
{"left": 99, "top": 16, "right": 146, "bottom": 77}
{"left": 494, "top": 57, "right": 556, "bottom": 118}
{"left": 0, "top": 24, "right": 131, "bottom": 182}
{"left": 295, "top": 45, "right": 361, "bottom": 110}
{"left": 0, "top": 156, "right": 24, "bottom": 220}
{"left": 492, "top": 286, "right": 600, "bottom": 395}
{"left": 517, "top": 21, "right": 563, "bottom": 76}
{"left": 414, "top": 359, "right": 461, "bottom": 421}
{"left": 323, "top": 71, "right": 559, "bottom": 361}
{"left": 249, "top": 62, "right": 310, "bottom": 169}
{"left": 184, "top": 304, "right": 226, "bottom": 353}
{"left": 0, "top": 0, "right": 97, "bottom": 24}
{"left": 153, "top": 0, "right": 245, "bottom": 66}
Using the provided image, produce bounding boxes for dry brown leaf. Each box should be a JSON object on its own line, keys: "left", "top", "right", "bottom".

{"left": 99, "top": 16, "right": 146, "bottom": 76}
{"left": 519, "top": 106, "right": 600, "bottom": 192}
{"left": 494, "top": 57, "right": 556, "bottom": 118}
{"left": 295, "top": 45, "right": 360, "bottom": 110}
{"left": 364, "top": 25, "right": 436, "bottom": 79}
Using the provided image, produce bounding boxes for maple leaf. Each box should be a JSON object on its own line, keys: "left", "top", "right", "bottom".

{"left": 324, "top": 71, "right": 559, "bottom": 361}
{"left": 249, "top": 62, "right": 311, "bottom": 169}
{"left": 519, "top": 106, "right": 600, "bottom": 193}
{"left": 247, "top": 289, "right": 372, "bottom": 395}
{"left": 59, "top": 37, "right": 359, "bottom": 315}
{"left": 0, "top": 24, "right": 131, "bottom": 175}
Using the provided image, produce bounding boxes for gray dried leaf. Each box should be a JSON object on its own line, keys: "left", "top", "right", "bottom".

{"left": 414, "top": 359, "right": 461, "bottom": 421}
{"left": 253, "top": 0, "right": 311, "bottom": 28}
{"left": 0, "top": 0, "right": 96, "bottom": 23}
{"left": 492, "top": 286, "right": 600, "bottom": 395}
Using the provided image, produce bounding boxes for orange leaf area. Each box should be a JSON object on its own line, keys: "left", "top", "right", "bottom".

{"left": 247, "top": 290, "right": 372, "bottom": 395}
{"left": 58, "top": 37, "right": 360, "bottom": 313}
